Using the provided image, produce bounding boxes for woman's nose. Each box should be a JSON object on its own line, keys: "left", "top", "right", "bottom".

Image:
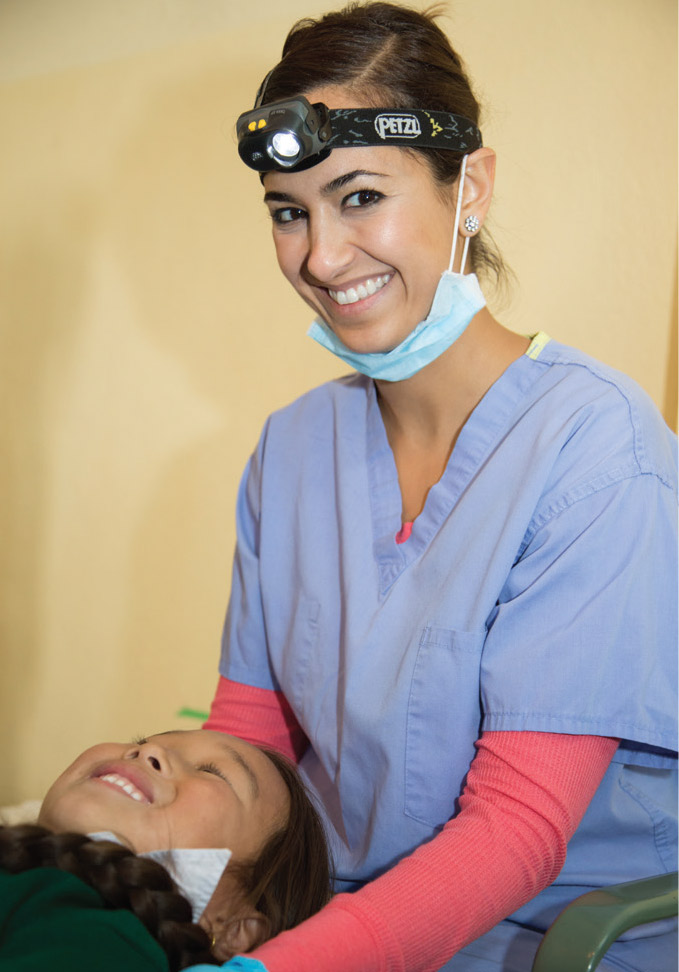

{"left": 304, "top": 216, "right": 353, "bottom": 283}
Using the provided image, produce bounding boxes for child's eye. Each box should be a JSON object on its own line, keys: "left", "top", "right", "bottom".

{"left": 132, "top": 736, "right": 148, "bottom": 746}
{"left": 271, "top": 206, "right": 307, "bottom": 225}
{"left": 197, "top": 761, "right": 228, "bottom": 782}
{"left": 344, "top": 189, "right": 383, "bottom": 209}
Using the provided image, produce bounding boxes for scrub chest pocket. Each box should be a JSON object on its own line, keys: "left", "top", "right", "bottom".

{"left": 405, "top": 626, "right": 485, "bottom": 828}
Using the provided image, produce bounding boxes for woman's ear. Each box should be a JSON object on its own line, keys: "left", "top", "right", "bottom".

{"left": 209, "top": 910, "right": 271, "bottom": 961}
{"left": 460, "top": 146, "right": 496, "bottom": 230}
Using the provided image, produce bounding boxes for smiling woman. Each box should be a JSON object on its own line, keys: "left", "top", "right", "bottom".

{"left": 263, "top": 141, "right": 469, "bottom": 357}
{"left": 205, "top": 4, "right": 677, "bottom": 972}
{"left": 0, "top": 730, "right": 331, "bottom": 972}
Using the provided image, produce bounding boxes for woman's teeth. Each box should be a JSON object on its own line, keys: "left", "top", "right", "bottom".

{"left": 98, "top": 773, "right": 148, "bottom": 803}
{"left": 328, "top": 274, "right": 391, "bottom": 305}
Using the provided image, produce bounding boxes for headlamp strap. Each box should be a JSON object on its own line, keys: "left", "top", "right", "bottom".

{"left": 327, "top": 108, "right": 482, "bottom": 153}
{"left": 254, "top": 69, "right": 275, "bottom": 109}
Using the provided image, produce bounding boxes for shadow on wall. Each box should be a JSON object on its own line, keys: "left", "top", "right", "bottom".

{"left": 0, "top": 198, "right": 94, "bottom": 801}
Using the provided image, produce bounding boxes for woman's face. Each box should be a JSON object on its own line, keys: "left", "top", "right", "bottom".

{"left": 38, "top": 730, "right": 289, "bottom": 861}
{"left": 263, "top": 86, "right": 457, "bottom": 354}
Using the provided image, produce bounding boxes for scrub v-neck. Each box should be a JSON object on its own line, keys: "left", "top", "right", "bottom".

{"left": 367, "top": 334, "right": 551, "bottom": 594}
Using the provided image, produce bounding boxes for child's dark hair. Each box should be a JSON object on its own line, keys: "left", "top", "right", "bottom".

{"left": 239, "top": 747, "right": 333, "bottom": 938}
{"left": 0, "top": 749, "right": 331, "bottom": 971}
{"left": 258, "top": 1, "right": 506, "bottom": 287}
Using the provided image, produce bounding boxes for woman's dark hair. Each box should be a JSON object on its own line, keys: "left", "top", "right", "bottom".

{"left": 0, "top": 749, "right": 331, "bottom": 970}
{"left": 258, "top": 1, "right": 506, "bottom": 287}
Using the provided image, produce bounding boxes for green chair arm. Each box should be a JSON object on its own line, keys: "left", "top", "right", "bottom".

{"left": 531, "top": 872, "right": 678, "bottom": 972}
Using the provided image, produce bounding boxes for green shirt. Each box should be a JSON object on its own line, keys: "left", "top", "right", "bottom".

{"left": 0, "top": 867, "right": 168, "bottom": 971}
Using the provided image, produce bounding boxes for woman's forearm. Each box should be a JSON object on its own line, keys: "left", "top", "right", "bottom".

{"left": 252, "top": 731, "right": 619, "bottom": 972}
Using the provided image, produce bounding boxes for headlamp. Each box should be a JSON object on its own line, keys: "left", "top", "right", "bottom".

{"left": 237, "top": 97, "right": 333, "bottom": 172}
{"left": 236, "top": 97, "right": 482, "bottom": 174}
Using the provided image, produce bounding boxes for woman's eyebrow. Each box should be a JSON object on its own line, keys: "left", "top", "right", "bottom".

{"left": 263, "top": 169, "right": 388, "bottom": 205}
{"left": 320, "top": 169, "right": 387, "bottom": 195}
{"left": 263, "top": 189, "right": 297, "bottom": 204}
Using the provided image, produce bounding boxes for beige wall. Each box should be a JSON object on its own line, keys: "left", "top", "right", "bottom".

{"left": 1, "top": 0, "right": 676, "bottom": 804}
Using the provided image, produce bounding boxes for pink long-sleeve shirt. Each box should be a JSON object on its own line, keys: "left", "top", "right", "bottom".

{"left": 206, "top": 676, "right": 617, "bottom": 972}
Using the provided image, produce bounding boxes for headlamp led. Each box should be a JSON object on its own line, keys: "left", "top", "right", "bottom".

{"left": 236, "top": 96, "right": 482, "bottom": 173}
{"left": 237, "top": 97, "right": 333, "bottom": 171}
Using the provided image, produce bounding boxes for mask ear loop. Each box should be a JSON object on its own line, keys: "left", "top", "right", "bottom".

{"left": 447, "top": 154, "right": 469, "bottom": 275}
{"left": 460, "top": 234, "right": 471, "bottom": 275}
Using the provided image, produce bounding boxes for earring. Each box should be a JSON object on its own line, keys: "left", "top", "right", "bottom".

{"left": 464, "top": 215, "right": 480, "bottom": 234}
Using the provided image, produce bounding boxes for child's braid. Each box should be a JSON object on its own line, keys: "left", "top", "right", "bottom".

{"left": 0, "top": 825, "right": 217, "bottom": 971}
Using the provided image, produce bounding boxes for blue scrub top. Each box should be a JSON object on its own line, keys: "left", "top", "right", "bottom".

{"left": 220, "top": 335, "right": 677, "bottom": 960}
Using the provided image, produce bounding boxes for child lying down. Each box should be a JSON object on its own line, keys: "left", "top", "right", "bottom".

{"left": 0, "top": 729, "right": 331, "bottom": 971}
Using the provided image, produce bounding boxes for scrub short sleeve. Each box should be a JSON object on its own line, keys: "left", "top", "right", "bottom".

{"left": 481, "top": 472, "right": 677, "bottom": 753}
{"left": 219, "top": 424, "right": 281, "bottom": 692}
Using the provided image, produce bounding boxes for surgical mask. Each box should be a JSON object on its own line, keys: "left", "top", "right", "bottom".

{"left": 307, "top": 155, "right": 486, "bottom": 382}
{"left": 89, "top": 831, "right": 232, "bottom": 920}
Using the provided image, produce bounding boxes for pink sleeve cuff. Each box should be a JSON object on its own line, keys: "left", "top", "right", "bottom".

{"left": 204, "top": 676, "right": 308, "bottom": 763}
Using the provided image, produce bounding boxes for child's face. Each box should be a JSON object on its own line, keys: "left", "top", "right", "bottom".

{"left": 38, "top": 730, "right": 289, "bottom": 862}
